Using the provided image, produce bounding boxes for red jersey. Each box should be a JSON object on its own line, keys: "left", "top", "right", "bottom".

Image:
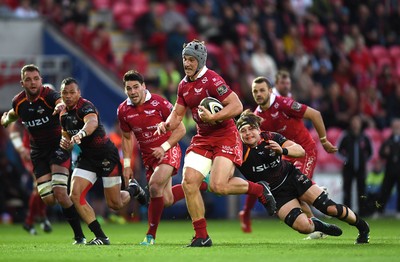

{"left": 176, "top": 67, "right": 237, "bottom": 137}
{"left": 117, "top": 92, "right": 173, "bottom": 157}
{"left": 255, "top": 94, "right": 316, "bottom": 153}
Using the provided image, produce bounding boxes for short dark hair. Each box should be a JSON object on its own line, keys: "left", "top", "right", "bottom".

{"left": 236, "top": 109, "right": 263, "bottom": 131}
{"left": 21, "top": 64, "right": 40, "bottom": 79}
{"left": 275, "top": 70, "right": 290, "bottom": 83}
{"left": 123, "top": 70, "right": 144, "bottom": 84}
{"left": 253, "top": 76, "right": 273, "bottom": 89}
{"left": 61, "top": 77, "right": 78, "bottom": 87}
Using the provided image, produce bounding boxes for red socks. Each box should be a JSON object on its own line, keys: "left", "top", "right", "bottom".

{"left": 193, "top": 218, "right": 208, "bottom": 239}
{"left": 147, "top": 197, "right": 164, "bottom": 238}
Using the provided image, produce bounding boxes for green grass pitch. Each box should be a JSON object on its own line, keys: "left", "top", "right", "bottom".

{"left": 0, "top": 218, "right": 399, "bottom": 262}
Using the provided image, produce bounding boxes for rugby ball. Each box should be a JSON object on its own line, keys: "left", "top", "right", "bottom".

{"left": 199, "top": 97, "right": 223, "bottom": 114}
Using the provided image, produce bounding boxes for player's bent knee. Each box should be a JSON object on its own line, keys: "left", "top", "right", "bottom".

{"left": 52, "top": 173, "right": 69, "bottom": 189}
{"left": 37, "top": 180, "right": 53, "bottom": 201}
{"left": 284, "top": 207, "right": 303, "bottom": 227}
{"left": 313, "top": 192, "right": 336, "bottom": 215}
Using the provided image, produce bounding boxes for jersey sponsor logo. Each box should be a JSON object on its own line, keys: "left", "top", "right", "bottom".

{"left": 251, "top": 158, "right": 280, "bottom": 172}
{"left": 151, "top": 100, "right": 160, "bottom": 107}
{"left": 132, "top": 127, "right": 142, "bottom": 132}
{"left": 37, "top": 106, "right": 45, "bottom": 114}
{"left": 144, "top": 110, "right": 156, "bottom": 116}
{"left": 22, "top": 116, "right": 50, "bottom": 127}
{"left": 217, "top": 85, "right": 228, "bottom": 96}
{"left": 201, "top": 77, "right": 208, "bottom": 84}
{"left": 127, "top": 113, "right": 139, "bottom": 118}
{"left": 102, "top": 159, "right": 111, "bottom": 167}
{"left": 214, "top": 80, "right": 223, "bottom": 86}
{"left": 271, "top": 112, "right": 279, "bottom": 118}
{"left": 291, "top": 101, "right": 301, "bottom": 111}
{"left": 194, "top": 87, "right": 203, "bottom": 95}
{"left": 274, "top": 103, "right": 279, "bottom": 109}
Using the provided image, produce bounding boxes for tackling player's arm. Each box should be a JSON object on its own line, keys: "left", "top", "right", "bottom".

{"left": 70, "top": 113, "right": 98, "bottom": 145}
{"left": 303, "top": 107, "right": 338, "bottom": 153}
{"left": 1, "top": 108, "right": 18, "bottom": 127}
{"left": 121, "top": 130, "right": 134, "bottom": 186}
{"left": 265, "top": 139, "right": 305, "bottom": 158}
{"left": 8, "top": 121, "right": 30, "bottom": 161}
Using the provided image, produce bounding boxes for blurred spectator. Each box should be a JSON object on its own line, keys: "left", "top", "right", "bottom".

{"left": 119, "top": 38, "right": 149, "bottom": 79}
{"left": 165, "top": 22, "right": 189, "bottom": 66}
{"left": 375, "top": 118, "right": 400, "bottom": 218}
{"left": 38, "top": 0, "right": 63, "bottom": 25}
{"left": 158, "top": 61, "right": 181, "bottom": 104}
{"left": 365, "top": 159, "right": 384, "bottom": 216}
{"left": 377, "top": 64, "right": 397, "bottom": 97}
{"left": 337, "top": 115, "right": 372, "bottom": 216}
{"left": 88, "top": 23, "right": 115, "bottom": 69}
{"left": 360, "top": 84, "right": 386, "bottom": 129}
{"left": 14, "top": 0, "right": 39, "bottom": 19}
{"left": 250, "top": 41, "right": 277, "bottom": 82}
{"left": 320, "top": 82, "right": 350, "bottom": 129}
{"left": 195, "top": 0, "right": 220, "bottom": 42}
{"left": 385, "top": 82, "right": 400, "bottom": 124}
{"left": 161, "top": 0, "right": 190, "bottom": 34}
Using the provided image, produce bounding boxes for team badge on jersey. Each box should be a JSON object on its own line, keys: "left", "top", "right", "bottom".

{"left": 217, "top": 85, "right": 228, "bottom": 96}
{"left": 291, "top": 101, "right": 301, "bottom": 111}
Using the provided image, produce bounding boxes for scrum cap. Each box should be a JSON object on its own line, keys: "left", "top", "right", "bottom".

{"left": 182, "top": 40, "right": 207, "bottom": 71}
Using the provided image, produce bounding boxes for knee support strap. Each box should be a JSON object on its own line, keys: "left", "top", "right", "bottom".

{"left": 313, "top": 192, "right": 336, "bottom": 214}
{"left": 284, "top": 207, "right": 303, "bottom": 227}
{"left": 52, "top": 173, "right": 69, "bottom": 189}
{"left": 37, "top": 180, "right": 53, "bottom": 198}
{"left": 313, "top": 192, "right": 349, "bottom": 219}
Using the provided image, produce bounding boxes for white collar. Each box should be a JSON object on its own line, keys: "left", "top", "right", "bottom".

{"left": 127, "top": 90, "right": 151, "bottom": 106}
{"left": 184, "top": 66, "right": 208, "bottom": 82}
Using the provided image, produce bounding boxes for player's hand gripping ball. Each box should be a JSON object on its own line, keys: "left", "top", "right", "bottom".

{"left": 198, "top": 97, "right": 223, "bottom": 115}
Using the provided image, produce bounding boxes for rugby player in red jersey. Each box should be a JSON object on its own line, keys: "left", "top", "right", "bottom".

{"left": 117, "top": 70, "right": 209, "bottom": 245}
{"left": 156, "top": 40, "right": 276, "bottom": 247}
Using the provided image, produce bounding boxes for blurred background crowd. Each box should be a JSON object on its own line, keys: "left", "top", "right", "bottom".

{"left": 1, "top": 0, "right": 400, "bottom": 225}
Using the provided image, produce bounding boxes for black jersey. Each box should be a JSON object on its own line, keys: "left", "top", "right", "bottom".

{"left": 60, "top": 97, "right": 111, "bottom": 154}
{"left": 12, "top": 86, "right": 61, "bottom": 148}
{"left": 237, "top": 131, "right": 295, "bottom": 190}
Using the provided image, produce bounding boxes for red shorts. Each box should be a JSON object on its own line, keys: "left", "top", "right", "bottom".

{"left": 142, "top": 144, "right": 182, "bottom": 182}
{"left": 283, "top": 147, "right": 317, "bottom": 179}
{"left": 186, "top": 131, "right": 243, "bottom": 166}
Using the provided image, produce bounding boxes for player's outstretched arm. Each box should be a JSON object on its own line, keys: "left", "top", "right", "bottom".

{"left": 303, "top": 107, "right": 338, "bottom": 153}
{"left": 1, "top": 109, "right": 18, "bottom": 128}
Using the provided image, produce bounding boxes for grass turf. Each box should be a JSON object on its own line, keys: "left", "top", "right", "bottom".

{"left": 0, "top": 218, "right": 399, "bottom": 262}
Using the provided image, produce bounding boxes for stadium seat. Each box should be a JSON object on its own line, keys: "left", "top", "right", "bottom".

{"left": 369, "top": 45, "right": 389, "bottom": 62}
{"left": 92, "top": 0, "right": 111, "bottom": 10}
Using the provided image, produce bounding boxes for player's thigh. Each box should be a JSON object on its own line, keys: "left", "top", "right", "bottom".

{"left": 210, "top": 156, "right": 235, "bottom": 184}
{"left": 70, "top": 169, "right": 95, "bottom": 195}
{"left": 151, "top": 164, "right": 175, "bottom": 187}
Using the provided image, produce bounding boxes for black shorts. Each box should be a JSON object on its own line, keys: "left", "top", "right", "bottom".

{"left": 75, "top": 142, "right": 122, "bottom": 178}
{"left": 31, "top": 145, "right": 71, "bottom": 179}
{"left": 271, "top": 168, "right": 314, "bottom": 210}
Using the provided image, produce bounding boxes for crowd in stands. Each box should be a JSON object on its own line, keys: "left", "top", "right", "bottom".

{"left": 1, "top": 0, "right": 400, "bottom": 221}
